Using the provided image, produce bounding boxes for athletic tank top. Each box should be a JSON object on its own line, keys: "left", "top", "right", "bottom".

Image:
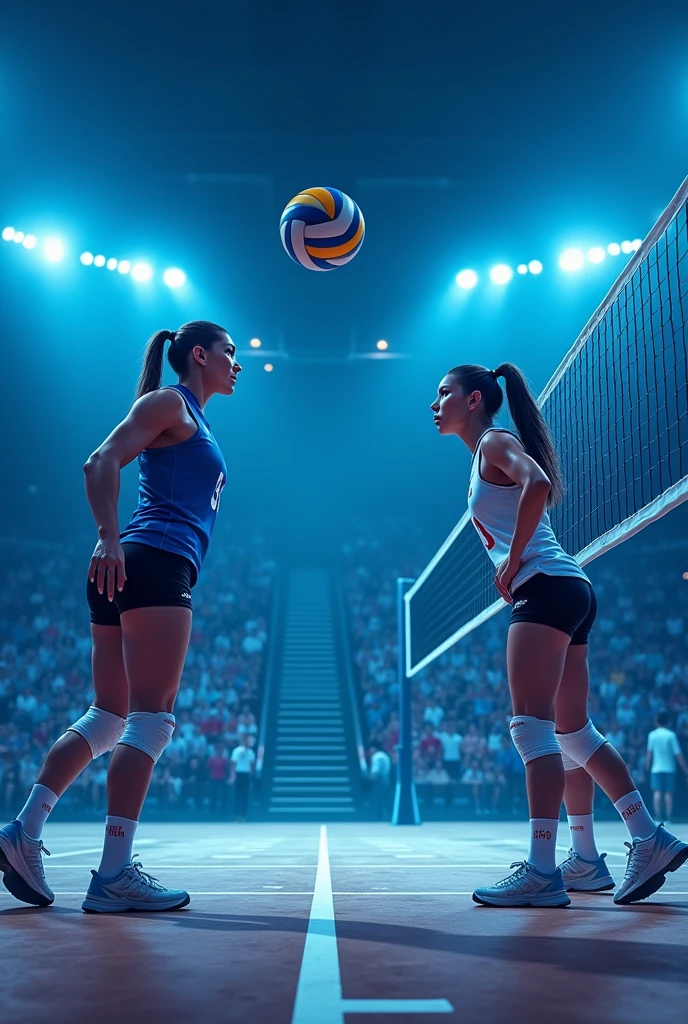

{"left": 119, "top": 384, "right": 227, "bottom": 583}
{"left": 467, "top": 427, "right": 589, "bottom": 593}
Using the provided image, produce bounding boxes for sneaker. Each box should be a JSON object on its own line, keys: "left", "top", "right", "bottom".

{"left": 0, "top": 819, "right": 54, "bottom": 907}
{"left": 559, "top": 849, "right": 615, "bottom": 892}
{"left": 614, "top": 824, "right": 688, "bottom": 905}
{"left": 82, "top": 856, "right": 190, "bottom": 913}
{"left": 472, "top": 861, "right": 571, "bottom": 907}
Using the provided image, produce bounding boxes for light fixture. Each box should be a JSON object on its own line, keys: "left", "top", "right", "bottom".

{"left": 456, "top": 269, "right": 478, "bottom": 290}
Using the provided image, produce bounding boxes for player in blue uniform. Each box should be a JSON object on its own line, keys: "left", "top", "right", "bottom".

{"left": 0, "top": 320, "right": 241, "bottom": 911}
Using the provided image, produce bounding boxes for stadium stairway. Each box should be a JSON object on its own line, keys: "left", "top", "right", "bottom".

{"left": 262, "top": 568, "right": 366, "bottom": 820}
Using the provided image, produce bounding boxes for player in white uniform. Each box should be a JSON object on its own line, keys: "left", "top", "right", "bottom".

{"left": 431, "top": 362, "right": 688, "bottom": 906}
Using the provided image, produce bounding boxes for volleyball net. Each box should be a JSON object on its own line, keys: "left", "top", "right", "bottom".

{"left": 405, "top": 175, "right": 688, "bottom": 677}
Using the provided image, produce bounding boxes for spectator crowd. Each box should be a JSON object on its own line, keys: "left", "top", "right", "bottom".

{"left": 0, "top": 531, "right": 275, "bottom": 820}
{"left": 343, "top": 520, "right": 688, "bottom": 820}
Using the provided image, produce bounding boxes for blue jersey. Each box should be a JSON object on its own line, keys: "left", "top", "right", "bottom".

{"left": 119, "top": 385, "right": 227, "bottom": 583}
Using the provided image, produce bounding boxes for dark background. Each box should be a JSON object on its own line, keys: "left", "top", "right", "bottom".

{"left": 2, "top": 0, "right": 687, "bottom": 558}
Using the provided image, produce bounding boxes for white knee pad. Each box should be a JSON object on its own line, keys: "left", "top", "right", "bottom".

{"left": 510, "top": 715, "right": 562, "bottom": 765}
{"left": 557, "top": 719, "right": 607, "bottom": 769}
{"left": 117, "top": 711, "right": 176, "bottom": 764}
{"left": 68, "top": 706, "right": 126, "bottom": 759}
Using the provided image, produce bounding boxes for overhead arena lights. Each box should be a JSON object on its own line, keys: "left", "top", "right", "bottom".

{"left": 249, "top": 338, "right": 262, "bottom": 349}
{"left": 377, "top": 339, "right": 389, "bottom": 351}
{"left": 163, "top": 267, "right": 186, "bottom": 288}
{"left": 490, "top": 264, "right": 514, "bottom": 285}
{"left": 456, "top": 269, "right": 478, "bottom": 290}
{"left": 43, "top": 238, "right": 65, "bottom": 262}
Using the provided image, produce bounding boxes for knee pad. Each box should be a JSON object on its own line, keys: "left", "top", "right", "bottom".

{"left": 510, "top": 715, "right": 561, "bottom": 765}
{"left": 117, "top": 711, "right": 176, "bottom": 764}
{"left": 557, "top": 719, "right": 607, "bottom": 768}
{"left": 68, "top": 706, "right": 126, "bottom": 759}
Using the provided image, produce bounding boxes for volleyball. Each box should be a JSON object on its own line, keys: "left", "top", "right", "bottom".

{"left": 280, "top": 186, "right": 365, "bottom": 271}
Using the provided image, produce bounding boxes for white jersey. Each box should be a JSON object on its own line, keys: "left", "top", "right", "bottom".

{"left": 647, "top": 727, "right": 682, "bottom": 773}
{"left": 467, "top": 428, "right": 589, "bottom": 594}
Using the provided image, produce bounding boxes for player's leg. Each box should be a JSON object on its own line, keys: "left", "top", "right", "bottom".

{"left": 556, "top": 600, "right": 688, "bottom": 903}
{"left": 665, "top": 778, "right": 674, "bottom": 823}
{"left": 652, "top": 783, "right": 662, "bottom": 819}
{"left": 555, "top": 643, "right": 614, "bottom": 891}
{"left": 82, "top": 604, "right": 192, "bottom": 913}
{"left": 473, "top": 619, "right": 571, "bottom": 907}
{"left": 0, "top": 612, "right": 127, "bottom": 907}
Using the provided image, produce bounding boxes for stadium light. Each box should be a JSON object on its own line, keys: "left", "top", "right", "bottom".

{"left": 490, "top": 264, "right": 513, "bottom": 285}
{"left": 2, "top": 227, "right": 15, "bottom": 241}
{"left": 163, "top": 267, "right": 186, "bottom": 288}
{"left": 23, "top": 235, "right": 37, "bottom": 249}
{"left": 117, "top": 260, "right": 131, "bottom": 274}
{"left": 559, "top": 248, "right": 584, "bottom": 272}
{"left": 588, "top": 246, "right": 606, "bottom": 264}
{"left": 607, "top": 243, "right": 621, "bottom": 256}
{"left": 631, "top": 238, "right": 642, "bottom": 251}
{"left": 377, "top": 339, "right": 389, "bottom": 351}
{"left": 528, "top": 260, "right": 543, "bottom": 275}
{"left": 249, "top": 338, "right": 262, "bottom": 349}
{"left": 132, "top": 261, "right": 153, "bottom": 282}
{"left": 13, "top": 231, "right": 25, "bottom": 244}
{"left": 43, "top": 238, "right": 64, "bottom": 262}
{"left": 517, "top": 264, "right": 528, "bottom": 275}
{"left": 80, "top": 252, "right": 94, "bottom": 265}
{"left": 94, "top": 254, "right": 106, "bottom": 267}
{"left": 106, "top": 257, "right": 118, "bottom": 270}
{"left": 620, "top": 240, "right": 633, "bottom": 254}
{"left": 264, "top": 363, "right": 274, "bottom": 373}
{"left": 456, "top": 269, "right": 478, "bottom": 290}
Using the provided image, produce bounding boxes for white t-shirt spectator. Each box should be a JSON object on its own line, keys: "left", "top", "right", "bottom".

{"left": 438, "top": 731, "right": 462, "bottom": 762}
{"left": 647, "top": 727, "right": 682, "bottom": 774}
{"left": 370, "top": 750, "right": 392, "bottom": 781}
{"left": 423, "top": 704, "right": 445, "bottom": 728}
{"left": 231, "top": 745, "right": 256, "bottom": 774}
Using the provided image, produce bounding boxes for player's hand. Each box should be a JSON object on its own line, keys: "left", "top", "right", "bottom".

{"left": 88, "top": 538, "right": 127, "bottom": 602}
{"left": 495, "top": 555, "right": 521, "bottom": 604}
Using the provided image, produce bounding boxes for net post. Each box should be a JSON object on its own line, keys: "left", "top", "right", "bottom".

{"left": 392, "top": 576, "right": 421, "bottom": 826}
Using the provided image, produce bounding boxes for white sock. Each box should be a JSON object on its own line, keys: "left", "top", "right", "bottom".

{"left": 98, "top": 816, "right": 138, "bottom": 878}
{"left": 613, "top": 791, "right": 656, "bottom": 841}
{"left": 528, "top": 818, "right": 559, "bottom": 874}
{"left": 567, "top": 813, "right": 600, "bottom": 861}
{"left": 17, "top": 785, "right": 59, "bottom": 841}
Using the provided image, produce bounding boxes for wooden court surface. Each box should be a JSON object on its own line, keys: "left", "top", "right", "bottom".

{"left": 2, "top": 820, "right": 687, "bottom": 1024}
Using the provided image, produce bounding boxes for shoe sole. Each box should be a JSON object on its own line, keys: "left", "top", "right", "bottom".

{"left": 82, "top": 893, "right": 191, "bottom": 914}
{"left": 472, "top": 892, "right": 571, "bottom": 908}
{"left": 565, "top": 880, "right": 615, "bottom": 892}
{"left": 614, "top": 845, "right": 688, "bottom": 905}
{"left": 0, "top": 840, "right": 53, "bottom": 907}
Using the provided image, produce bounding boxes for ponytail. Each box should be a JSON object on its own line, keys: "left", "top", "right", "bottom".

{"left": 135, "top": 330, "right": 175, "bottom": 399}
{"left": 447, "top": 361, "right": 565, "bottom": 507}
{"left": 135, "top": 320, "right": 229, "bottom": 400}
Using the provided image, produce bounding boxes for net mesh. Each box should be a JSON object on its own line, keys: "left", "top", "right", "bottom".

{"left": 407, "top": 176, "right": 688, "bottom": 675}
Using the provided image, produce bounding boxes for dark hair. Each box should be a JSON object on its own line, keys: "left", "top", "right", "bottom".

{"left": 656, "top": 711, "right": 669, "bottom": 727}
{"left": 447, "top": 362, "right": 565, "bottom": 506}
{"left": 135, "top": 320, "right": 228, "bottom": 399}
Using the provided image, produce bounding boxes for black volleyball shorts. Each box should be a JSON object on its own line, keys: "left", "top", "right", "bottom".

{"left": 509, "top": 573, "right": 597, "bottom": 645}
{"left": 87, "top": 542, "right": 195, "bottom": 627}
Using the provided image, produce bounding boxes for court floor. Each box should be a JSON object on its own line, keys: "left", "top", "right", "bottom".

{"left": 1, "top": 820, "right": 687, "bottom": 1024}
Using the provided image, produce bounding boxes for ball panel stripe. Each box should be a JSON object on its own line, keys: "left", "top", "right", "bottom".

{"left": 304, "top": 209, "right": 362, "bottom": 248}
{"left": 285, "top": 193, "right": 328, "bottom": 213}
{"left": 303, "top": 187, "right": 336, "bottom": 218}
{"left": 306, "top": 216, "right": 365, "bottom": 258}
{"left": 327, "top": 250, "right": 361, "bottom": 266}
{"left": 281, "top": 203, "right": 331, "bottom": 226}
{"left": 290, "top": 224, "right": 331, "bottom": 271}
{"left": 305, "top": 192, "right": 355, "bottom": 239}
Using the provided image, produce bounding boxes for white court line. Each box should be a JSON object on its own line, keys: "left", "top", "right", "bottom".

{"left": 48, "top": 839, "right": 157, "bottom": 860}
{"left": 290, "top": 826, "right": 454, "bottom": 1024}
{"left": 2, "top": 891, "right": 688, "bottom": 898}
{"left": 211, "top": 855, "right": 252, "bottom": 859}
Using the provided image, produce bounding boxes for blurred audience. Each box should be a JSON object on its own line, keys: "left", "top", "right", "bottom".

{"left": 345, "top": 522, "right": 688, "bottom": 819}
{"left": 0, "top": 532, "right": 275, "bottom": 819}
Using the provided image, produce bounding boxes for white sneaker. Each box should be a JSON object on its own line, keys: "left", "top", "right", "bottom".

{"left": 614, "top": 824, "right": 688, "bottom": 905}
{"left": 559, "top": 849, "right": 615, "bottom": 892}
{"left": 82, "top": 856, "right": 190, "bottom": 913}
{"left": 473, "top": 861, "right": 571, "bottom": 907}
{"left": 0, "top": 819, "right": 54, "bottom": 906}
